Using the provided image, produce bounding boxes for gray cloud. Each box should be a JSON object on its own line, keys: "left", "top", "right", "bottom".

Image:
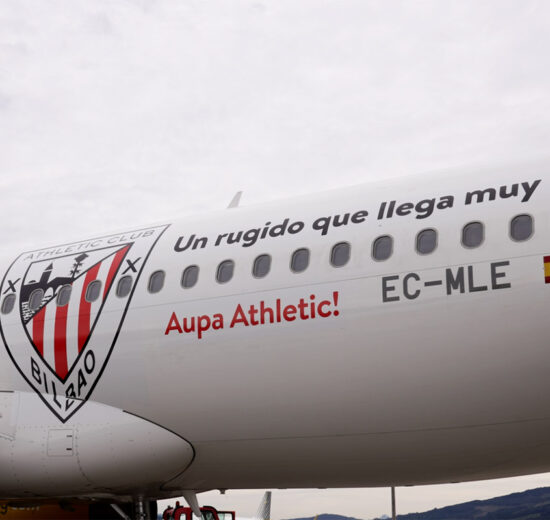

{"left": 2, "top": 0, "right": 550, "bottom": 516}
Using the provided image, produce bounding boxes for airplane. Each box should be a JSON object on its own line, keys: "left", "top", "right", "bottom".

{"left": 1, "top": 163, "right": 549, "bottom": 519}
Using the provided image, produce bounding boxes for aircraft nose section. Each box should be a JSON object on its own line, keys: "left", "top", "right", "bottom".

{"left": 0, "top": 392, "right": 194, "bottom": 498}
{"left": 75, "top": 408, "right": 194, "bottom": 491}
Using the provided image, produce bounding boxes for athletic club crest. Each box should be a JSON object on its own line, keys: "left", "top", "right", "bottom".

{"left": 0, "top": 225, "right": 169, "bottom": 422}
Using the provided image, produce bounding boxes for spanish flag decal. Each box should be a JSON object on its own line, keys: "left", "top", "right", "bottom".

{"left": 545, "top": 256, "right": 550, "bottom": 283}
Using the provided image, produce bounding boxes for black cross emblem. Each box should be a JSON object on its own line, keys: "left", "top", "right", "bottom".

{"left": 123, "top": 257, "right": 142, "bottom": 274}
{"left": 3, "top": 278, "right": 20, "bottom": 295}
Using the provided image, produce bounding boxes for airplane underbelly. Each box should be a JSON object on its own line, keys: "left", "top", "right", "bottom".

{"left": 170, "top": 415, "right": 550, "bottom": 488}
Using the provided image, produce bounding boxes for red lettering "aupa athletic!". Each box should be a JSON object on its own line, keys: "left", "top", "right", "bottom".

{"left": 164, "top": 291, "right": 340, "bottom": 340}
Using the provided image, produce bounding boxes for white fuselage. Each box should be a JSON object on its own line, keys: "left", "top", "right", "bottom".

{"left": 1, "top": 164, "right": 550, "bottom": 500}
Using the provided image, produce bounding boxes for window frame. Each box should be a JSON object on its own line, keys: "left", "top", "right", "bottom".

{"left": 116, "top": 275, "right": 133, "bottom": 298}
{"left": 415, "top": 228, "right": 438, "bottom": 255}
{"left": 290, "top": 248, "right": 310, "bottom": 273}
{"left": 148, "top": 270, "right": 166, "bottom": 294}
{"left": 29, "top": 288, "right": 45, "bottom": 311}
{"left": 85, "top": 280, "right": 102, "bottom": 303}
{"left": 372, "top": 234, "right": 394, "bottom": 262}
{"left": 509, "top": 213, "right": 534, "bottom": 242}
{"left": 181, "top": 265, "right": 200, "bottom": 289}
{"left": 1, "top": 294, "right": 15, "bottom": 315}
{"left": 330, "top": 241, "right": 351, "bottom": 267}
{"left": 252, "top": 254, "right": 272, "bottom": 279}
{"left": 56, "top": 284, "right": 72, "bottom": 307}
{"left": 216, "top": 260, "right": 235, "bottom": 284}
{"left": 461, "top": 221, "right": 485, "bottom": 249}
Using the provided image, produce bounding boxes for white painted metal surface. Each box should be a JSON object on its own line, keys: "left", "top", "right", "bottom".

{"left": 0, "top": 163, "right": 549, "bottom": 500}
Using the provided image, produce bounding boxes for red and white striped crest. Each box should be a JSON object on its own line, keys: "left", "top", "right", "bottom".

{"left": 0, "top": 225, "right": 169, "bottom": 422}
{"left": 22, "top": 245, "right": 130, "bottom": 380}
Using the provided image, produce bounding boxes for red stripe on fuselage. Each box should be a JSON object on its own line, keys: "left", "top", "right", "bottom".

{"left": 104, "top": 246, "right": 130, "bottom": 300}
{"left": 54, "top": 302, "right": 69, "bottom": 379}
{"left": 78, "top": 263, "right": 101, "bottom": 352}
{"left": 32, "top": 306, "right": 46, "bottom": 357}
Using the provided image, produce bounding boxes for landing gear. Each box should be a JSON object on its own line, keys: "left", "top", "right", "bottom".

{"left": 391, "top": 487, "right": 396, "bottom": 520}
{"left": 108, "top": 499, "right": 156, "bottom": 520}
{"left": 132, "top": 499, "right": 157, "bottom": 520}
{"left": 134, "top": 499, "right": 146, "bottom": 520}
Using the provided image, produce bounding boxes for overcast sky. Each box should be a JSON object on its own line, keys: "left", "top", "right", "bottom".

{"left": 2, "top": 0, "right": 550, "bottom": 518}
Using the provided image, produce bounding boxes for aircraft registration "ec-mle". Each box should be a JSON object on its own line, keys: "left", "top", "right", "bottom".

{"left": 382, "top": 261, "right": 512, "bottom": 302}
{"left": 1, "top": 163, "right": 550, "bottom": 519}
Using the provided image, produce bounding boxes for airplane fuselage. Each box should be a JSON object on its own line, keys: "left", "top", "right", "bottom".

{"left": 1, "top": 165, "right": 549, "bottom": 500}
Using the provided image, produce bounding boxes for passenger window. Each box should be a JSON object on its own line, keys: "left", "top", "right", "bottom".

{"left": 416, "top": 229, "right": 437, "bottom": 255}
{"left": 1, "top": 294, "right": 15, "bottom": 314}
{"left": 116, "top": 275, "right": 133, "bottom": 298}
{"left": 330, "top": 242, "right": 350, "bottom": 267}
{"left": 291, "top": 248, "right": 309, "bottom": 273}
{"left": 148, "top": 271, "right": 165, "bottom": 293}
{"left": 217, "top": 260, "right": 234, "bottom": 283}
{"left": 462, "top": 221, "right": 484, "bottom": 248}
{"left": 253, "top": 255, "right": 271, "bottom": 278}
{"left": 29, "top": 289, "right": 44, "bottom": 311}
{"left": 85, "top": 280, "right": 102, "bottom": 302}
{"left": 372, "top": 235, "right": 393, "bottom": 261}
{"left": 510, "top": 214, "right": 533, "bottom": 241}
{"left": 56, "top": 285, "right": 72, "bottom": 307}
{"left": 182, "top": 265, "right": 199, "bottom": 288}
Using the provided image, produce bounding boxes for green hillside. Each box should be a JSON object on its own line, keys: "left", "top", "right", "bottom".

{"left": 285, "top": 487, "right": 550, "bottom": 520}
{"left": 375, "top": 486, "right": 550, "bottom": 520}
{"left": 286, "top": 515, "right": 364, "bottom": 520}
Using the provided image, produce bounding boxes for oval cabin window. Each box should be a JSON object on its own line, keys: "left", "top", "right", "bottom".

{"left": 510, "top": 214, "right": 533, "bottom": 241}
{"left": 56, "top": 285, "right": 72, "bottom": 307}
{"left": 253, "top": 255, "right": 271, "bottom": 278}
{"left": 416, "top": 229, "right": 437, "bottom": 255}
{"left": 117, "top": 275, "right": 133, "bottom": 298}
{"left": 85, "top": 280, "right": 102, "bottom": 302}
{"left": 1, "top": 294, "right": 15, "bottom": 314}
{"left": 148, "top": 271, "right": 165, "bottom": 293}
{"left": 216, "top": 260, "right": 234, "bottom": 284}
{"left": 291, "top": 248, "right": 309, "bottom": 273}
{"left": 29, "top": 289, "right": 44, "bottom": 311}
{"left": 462, "top": 221, "right": 484, "bottom": 248}
{"left": 373, "top": 235, "right": 393, "bottom": 261}
{"left": 330, "top": 242, "right": 350, "bottom": 267}
{"left": 182, "top": 265, "right": 199, "bottom": 288}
